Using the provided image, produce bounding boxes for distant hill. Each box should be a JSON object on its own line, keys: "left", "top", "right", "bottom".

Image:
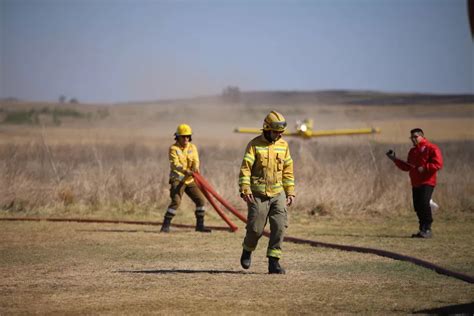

{"left": 221, "top": 90, "right": 474, "bottom": 106}
{"left": 3, "top": 90, "right": 474, "bottom": 107}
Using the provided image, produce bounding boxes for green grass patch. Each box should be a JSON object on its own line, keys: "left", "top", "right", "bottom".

{"left": 1, "top": 107, "right": 108, "bottom": 125}
{"left": 3, "top": 110, "right": 39, "bottom": 124}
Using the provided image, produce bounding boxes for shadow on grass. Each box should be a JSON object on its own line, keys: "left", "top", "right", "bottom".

{"left": 77, "top": 229, "right": 159, "bottom": 233}
{"left": 80, "top": 230, "right": 414, "bottom": 238}
{"left": 305, "top": 233, "right": 412, "bottom": 239}
{"left": 116, "top": 269, "right": 258, "bottom": 275}
{"left": 414, "top": 301, "right": 474, "bottom": 314}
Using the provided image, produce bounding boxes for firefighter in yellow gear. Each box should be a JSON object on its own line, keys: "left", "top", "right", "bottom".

{"left": 160, "top": 124, "right": 211, "bottom": 233}
{"left": 239, "top": 111, "right": 295, "bottom": 274}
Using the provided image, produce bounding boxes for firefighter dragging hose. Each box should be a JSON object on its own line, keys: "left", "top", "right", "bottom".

{"left": 160, "top": 124, "right": 212, "bottom": 233}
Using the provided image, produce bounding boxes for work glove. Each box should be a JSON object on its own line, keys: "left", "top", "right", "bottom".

{"left": 386, "top": 149, "right": 396, "bottom": 161}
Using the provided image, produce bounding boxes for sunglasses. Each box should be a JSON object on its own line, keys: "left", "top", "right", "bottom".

{"left": 269, "top": 121, "right": 287, "bottom": 131}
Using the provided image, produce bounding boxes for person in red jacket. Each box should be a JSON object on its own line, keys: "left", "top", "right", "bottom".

{"left": 386, "top": 128, "right": 443, "bottom": 238}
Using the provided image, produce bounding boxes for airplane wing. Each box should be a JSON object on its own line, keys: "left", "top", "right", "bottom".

{"left": 234, "top": 128, "right": 294, "bottom": 135}
{"left": 309, "top": 127, "right": 380, "bottom": 137}
{"left": 234, "top": 127, "right": 381, "bottom": 137}
{"left": 282, "top": 131, "right": 302, "bottom": 136}
{"left": 234, "top": 128, "right": 262, "bottom": 134}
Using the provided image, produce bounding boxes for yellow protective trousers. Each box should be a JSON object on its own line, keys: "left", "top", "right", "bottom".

{"left": 242, "top": 192, "right": 288, "bottom": 258}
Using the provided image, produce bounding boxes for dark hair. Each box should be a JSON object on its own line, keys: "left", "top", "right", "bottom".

{"left": 410, "top": 128, "right": 424, "bottom": 136}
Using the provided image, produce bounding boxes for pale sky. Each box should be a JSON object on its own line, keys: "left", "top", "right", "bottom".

{"left": 1, "top": 0, "right": 473, "bottom": 103}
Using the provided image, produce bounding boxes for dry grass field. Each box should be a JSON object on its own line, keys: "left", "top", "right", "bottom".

{"left": 1, "top": 93, "right": 473, "bottom": 314}
{"left": 1, "top": 218, "right": 473, "bottom": 314}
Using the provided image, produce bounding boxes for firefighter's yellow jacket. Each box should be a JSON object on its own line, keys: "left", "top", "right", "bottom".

{"left": 169, "top": 142, "right": 199, "bottom": 185}
{"left": 239, "top": 134, "right": 295, "bottom": 197}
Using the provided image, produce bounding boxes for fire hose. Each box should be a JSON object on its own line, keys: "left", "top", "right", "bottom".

{"left": 194, "top": 172, "right": 473, "bottom": 284}
{"left": 1, "top": 172, "right": 472, "bottom": 284}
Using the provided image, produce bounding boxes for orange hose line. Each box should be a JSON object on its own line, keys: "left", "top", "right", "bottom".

{"left": 0, "top": 217, "right": 231, "bottom": 231}
{"left": 283, "top": 235, "right": 474, "bottom": 284}
{"left": 194, "top": 175, "right": 238, "bottom": 232}
{"left": 193, "top": 172, "right": 247, "bottom": 223}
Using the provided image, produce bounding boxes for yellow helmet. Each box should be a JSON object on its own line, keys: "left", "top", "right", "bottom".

{"left": 175, "top": 123, "right": 192, "bottom": 136}
{"left": 263, "top": 111, "right": 287, "bottom": 132}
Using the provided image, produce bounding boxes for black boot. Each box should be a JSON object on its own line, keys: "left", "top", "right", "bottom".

{"left": 419, "top": 224, "right": 433, "bottom": 238}
{"left": 418, "top": 230, "right": 432, "bottom": 238}
{"left": 412, "top": 224, "right": 433, "bottom": 238}
{"left": 411, "top": 223, "right": 423, "bottom": 238}
{"left": 195, "top": 216, "right": 211, "bottom": 233}
{"left": 160, "top": 217, "right": 172, "bottom": 233}
{"left": 240, "top": 249, "right": 252, "bottom": 269}
{"left": 268, "top": 257, "right": 286, "bottom": 274}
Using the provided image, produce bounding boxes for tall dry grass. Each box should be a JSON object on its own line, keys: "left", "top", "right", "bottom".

{"left": 0, "top": 137, "right": 472, "bottom": 219}
{"left": 289, "top": 139, "right": 473, "bottom": 216}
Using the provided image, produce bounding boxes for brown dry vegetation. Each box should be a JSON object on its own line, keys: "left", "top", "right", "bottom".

{"left": 0, "top": 96, "right": 473, "bottom": 314}
{"left": 0, "top": 99, "right": 473, "bottom": 218}
{"left": 0, "top": 137, "right": 473, "bottom": 219}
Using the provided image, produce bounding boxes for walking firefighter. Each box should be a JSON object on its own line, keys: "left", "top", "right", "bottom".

{"left": 239, "top": 111, "right": 295, "bottom": 274}
{"left": 160, "top": 124, "right": 211, "bottom": 233}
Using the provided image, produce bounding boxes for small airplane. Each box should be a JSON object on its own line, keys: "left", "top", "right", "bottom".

{"left": 234, "top": 119, "right": 381, "bottom": 139}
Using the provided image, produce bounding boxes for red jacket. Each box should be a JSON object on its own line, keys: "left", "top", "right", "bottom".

{"left": 393, "top": 138, "right": 443, "bottom": 187}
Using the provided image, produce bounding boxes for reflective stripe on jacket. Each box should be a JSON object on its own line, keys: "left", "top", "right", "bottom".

{"left": 394, "top": 138, "right": 443, "bottom": 187}
{"left": 239, "top": 134, "right": 295, "bottom": 197}
{"left": 169, "top": 142, "right": 199, "bottom": 185}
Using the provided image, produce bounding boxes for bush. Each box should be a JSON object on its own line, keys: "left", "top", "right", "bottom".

{"left": 2, "top": 108, "right": 87, "bottom": 125}
{"left": 3, "top": 110, "right": 39, "bottom": 125}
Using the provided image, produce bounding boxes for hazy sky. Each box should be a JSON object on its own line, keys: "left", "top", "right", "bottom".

{"left": 1, "top": 0, "right": 473, "bottom": 103}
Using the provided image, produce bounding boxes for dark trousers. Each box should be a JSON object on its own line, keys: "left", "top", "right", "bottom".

{"left": 412, "top": 185, "right": 434, "bottom": 231}
{"left": 165, "top": 181, "right": 206, "bottom": 219}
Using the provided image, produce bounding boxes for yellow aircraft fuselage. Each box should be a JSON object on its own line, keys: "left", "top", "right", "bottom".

{"left": 234, "top": 119, "right": 381, "bottom": 139}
